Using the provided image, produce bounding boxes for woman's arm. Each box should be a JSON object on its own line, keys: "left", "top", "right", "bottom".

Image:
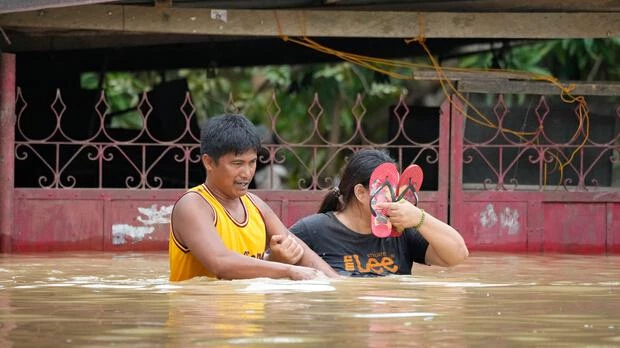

{"left": 376, "top": 201, "right": 469, "bottom": 267}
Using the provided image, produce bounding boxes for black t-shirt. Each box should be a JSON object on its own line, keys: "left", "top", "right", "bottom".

{"left": 290, "top": 212, "right": 429, "bottom": 277}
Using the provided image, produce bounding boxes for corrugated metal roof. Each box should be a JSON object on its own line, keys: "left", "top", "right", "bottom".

{"left": 2, "top": 0, "right": 619, "bottom": 14}
{"left": 117, "top": 0, "right": 620, "bottom": 12}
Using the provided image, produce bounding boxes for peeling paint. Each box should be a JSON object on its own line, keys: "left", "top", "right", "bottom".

{"left": 478, "top": 204, "right": 521, "bottom": 235}
{"left": 479, "top": 204, "right": 498, "bottom": 228}
{"left": 112, "top": 224, "right": 155, "bottom": 245}
{"left": 136, "top": 205, "right": 173, "bottom": 225}
{"left": 112, "top": 204, "right": 173, "bottom": 245}
{"left": 500, "top": 207, "right": 520, "bottom": 235}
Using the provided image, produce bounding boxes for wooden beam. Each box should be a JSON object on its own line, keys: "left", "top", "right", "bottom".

{"left": 413, "top": 69, "right": 533, "bottom": 81}
{"left": 0, "top": 5, "right": 619, "bottom": 38}
{"left": 458, "top": 79, "right": 620, "bottom": 96}
{"left": 415, "top": 69, "right": 620, "bottom": 95}
{"left": 2, "top": 29, "right": 227, "bottom": 51}
{"left": 154, "top": 0, "right": 172, "bottom": 9}
{"left": 12, "top": 38, "right": 471, "bottom": 71}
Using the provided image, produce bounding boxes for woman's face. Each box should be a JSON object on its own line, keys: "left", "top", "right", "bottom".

{"left": 352, "top": 183, "right": 373, "bottom": 219}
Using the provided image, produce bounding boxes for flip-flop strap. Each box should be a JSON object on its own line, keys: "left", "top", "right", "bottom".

{"left": 396, "top": 180, "right": 420, "bottom": 206}
{"left": 369, "top": 179, "right": 396, "bottom": 217}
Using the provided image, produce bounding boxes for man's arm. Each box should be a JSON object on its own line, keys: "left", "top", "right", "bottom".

{"left": 263, "top": 234, "right": 304, "bottom": 264}
{"left": 248, "top": 193, "right": 340, "bottom": 278}
{"left": 172, "top": 193, "right": 323, "bottom": 280}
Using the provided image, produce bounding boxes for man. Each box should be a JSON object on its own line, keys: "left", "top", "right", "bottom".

{"left": 169, "top": 114, "right": 339, "bottom": 281}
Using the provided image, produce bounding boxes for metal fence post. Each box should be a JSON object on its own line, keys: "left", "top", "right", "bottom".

{"left": 0, "top": 53, "right": 16, "bottom": 253}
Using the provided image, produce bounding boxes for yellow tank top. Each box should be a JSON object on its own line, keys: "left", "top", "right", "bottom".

{"left": 169, "top": 184, "right": 267, "bottom": 281}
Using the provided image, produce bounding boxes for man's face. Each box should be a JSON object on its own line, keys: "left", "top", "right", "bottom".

{"left": 205, "top": 150, "right": 257, "bottom": 197}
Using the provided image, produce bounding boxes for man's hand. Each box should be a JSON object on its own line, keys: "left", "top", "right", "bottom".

{"left": 287, "top": 265, "right": 326, "bottom": 280}
{"left": 268, "top": 234, "right": 304, "bottom": 265}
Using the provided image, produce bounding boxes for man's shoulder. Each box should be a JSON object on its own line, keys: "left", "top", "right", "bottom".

{"left": 244, "top": 192, "right": 266, "bottom": 209}
{"left": 172, "top": 190, "right": 214, "bottom": 219}
{"left": 175, "top": 190, "right": 203, "bottom": 207}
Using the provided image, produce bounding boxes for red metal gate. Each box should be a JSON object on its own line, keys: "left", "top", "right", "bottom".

{"left": 7, "top": 78, "right": 619, "bottom": 253}
{"left": 8, "top": 89, "right": 451, "bottom": 252}
{"left": 449, "top": 88, "right": 620, "bottom": 253}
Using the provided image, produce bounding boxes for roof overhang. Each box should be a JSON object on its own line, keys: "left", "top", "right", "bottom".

{"left": 1, "top": 5, "right": 618, "bottom": 40}
{"left": 0, "top": 1, "right": 618, "bottom": 72}
{"left": 0, "top": 0, "right": 118, "bottom": 14}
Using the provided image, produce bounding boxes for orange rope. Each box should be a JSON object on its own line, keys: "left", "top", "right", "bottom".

{"left": 273, "top": 10, "right": 289, "bottom": 41}
{"left": 272, "top": 11, "right": 591, "bottom": 186}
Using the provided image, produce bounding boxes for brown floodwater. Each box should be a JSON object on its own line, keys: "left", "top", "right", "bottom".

{"left": 0, "top": 252, "right": 619, "bottom": 347}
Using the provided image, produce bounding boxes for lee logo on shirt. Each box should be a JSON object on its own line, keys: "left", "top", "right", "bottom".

{"left": 244, "top": 251, "right": 264, "bottom": 259}
{"left": 343, "top": 254, "right": 398, "bottom": 274}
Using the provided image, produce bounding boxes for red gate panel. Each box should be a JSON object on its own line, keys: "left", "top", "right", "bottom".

{"left": 449, "top": 94, "right": 620, "bottom": 253}
{"left": 14, "top": 194, "right": 104, "bottom": 252}
{"left": 10, "top": 88, "right": 453, "bottom": 252}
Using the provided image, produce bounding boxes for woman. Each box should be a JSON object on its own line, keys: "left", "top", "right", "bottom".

{"left": 290, "top": 149, "right": 469, "bottom": 277}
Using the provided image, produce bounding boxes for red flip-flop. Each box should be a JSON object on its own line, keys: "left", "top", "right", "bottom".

{"left": 369, "top": 162, "right": 399, "bottom": 238}
{"left": 390, "top": 164, "right": 424, "bottom": 237}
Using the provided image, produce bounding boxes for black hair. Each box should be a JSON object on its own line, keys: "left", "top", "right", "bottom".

{"left": 318, "top": 149, "right": 395, "bottom": 213}
{"left": 200, "top": 114, "right": 262, "bottom": 162}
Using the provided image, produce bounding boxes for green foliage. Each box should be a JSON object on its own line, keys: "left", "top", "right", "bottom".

{"left": 81, "top": 38, "right": 618, "bottom": 187}
{"left": 81, "top": 71, "right": 160, "bottom": 128}
{"left": 458, "top": 38, "right": 620, "bottom": 81}
{"left": 243, "top": 63, "right": 406, "bottom": 188}
{"left": 457, "top": 38, "right": 620, "bottom": 106}
{"left": 81, "top": 62, "right": 406, "bottom": 187}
